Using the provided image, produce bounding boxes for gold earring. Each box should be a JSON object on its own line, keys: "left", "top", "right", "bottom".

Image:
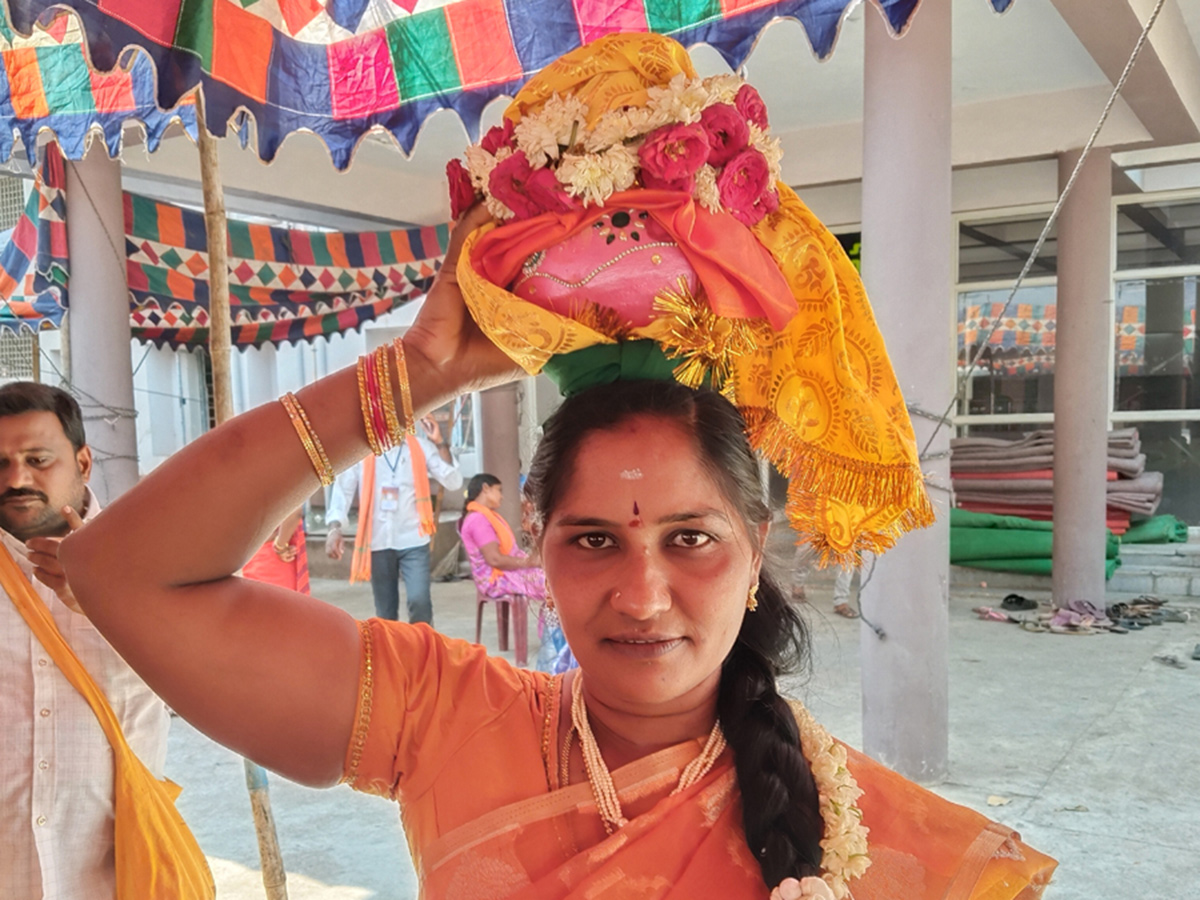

{"left": 747, "top": 582, "right": 759, "bottom": 612}
{"left": 545, "top": 588, "right": 554, "bottom": 612}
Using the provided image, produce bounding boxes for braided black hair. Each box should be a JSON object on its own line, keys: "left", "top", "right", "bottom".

{"left": 524, "top": 380, "right": 823, "bottom": 888}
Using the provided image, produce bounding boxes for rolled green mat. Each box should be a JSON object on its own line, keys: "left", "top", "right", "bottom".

{"left": 950, "top": 508, "right": 1052, "bottom": 532}
{"left": 1121, "top": 515, "right": 1189, "bottom": 544}
{"left": 951, "top": 528, "right": 1119, "bottom": 561}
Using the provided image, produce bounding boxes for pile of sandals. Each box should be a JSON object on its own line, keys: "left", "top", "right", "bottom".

{"left": 973, "top": 594, "right": 1193, "bottom": 635}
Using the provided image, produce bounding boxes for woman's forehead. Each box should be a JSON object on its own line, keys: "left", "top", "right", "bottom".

{"left": 563, "top": 418, "right": 716, "bottom": 498}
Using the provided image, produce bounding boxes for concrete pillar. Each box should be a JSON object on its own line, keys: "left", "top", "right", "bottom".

{"left": 858, "top": 0, "right": 952, "bottom": 781}
{"left": 480, "top": 382, "right": 522, "bottom": 530}
{"left": 65, "top": 146, "right": 138, "bottom": 504}
{"left": 240, "top": 343, "right": 280, "bottom": 413}
{"left": 1052, "top": 148, "right": 1112, "bottom": 606}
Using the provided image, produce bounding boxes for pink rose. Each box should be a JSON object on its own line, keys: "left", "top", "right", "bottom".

{"left": 525, "top": 166, "right": 577, "bottom": 214}
{"left": 489, "top": 151, "right": 543, "bottom": 218}
{"left": 446, "top": 158, "right": 477, "bottom": 220}
{"left": 699, "top": 103, "right": 749, "bottom": 167}
{"left": 735, "top": 84, "right": 769, "bottom": 130}
{"left": 717, "top": 148, "right": 771, "bottom": 226}
{"left": 638, "top": 123, "right": 708, "bottom": 191}
{"left": 480, "top": 119, "right": 515, "bottom": 155}
{"left": 751, "top": 186, "right": 780, "bottom": 221}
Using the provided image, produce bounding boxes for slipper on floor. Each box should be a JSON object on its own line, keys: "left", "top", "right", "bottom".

{"left": 1049, "top": 624, "right": 1097, "bottom": 635}
{"left": 833, "top": 603, "right": 860, "bottom": 619}
{"left": 1161, "top": 608, "right": 1191, "bottom": 624}
{"left": 1020, "top": 621, "right": 1049, "bottom": 633}
{"left": 1153, "top": 654, "right": 1187, "bottom": 669}
{"left": 1001, "top": 593, "right": 1038, "bottom": 611}
{"left": 1192, "top": 644, "right": 1200, "bottom": 661}
{"left": 973, "top": 607, "right": 1013, "bottom": 623}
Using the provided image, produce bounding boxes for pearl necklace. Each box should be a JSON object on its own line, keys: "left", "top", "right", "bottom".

{"left": 568, "top": 673, "right": 728, "bottom": 834}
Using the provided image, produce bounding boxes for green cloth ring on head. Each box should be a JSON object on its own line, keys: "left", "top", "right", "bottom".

{"left": 543, "top": 341, "right": 682, "bottom": 397}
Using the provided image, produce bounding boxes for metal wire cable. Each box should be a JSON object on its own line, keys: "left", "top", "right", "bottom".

{"left": 919, "top": 0, "right": 1168, "bottom": 459}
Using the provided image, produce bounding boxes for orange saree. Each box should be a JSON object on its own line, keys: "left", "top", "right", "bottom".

{"left": 343, "top": 620, "right": 1055, "bottom": 899}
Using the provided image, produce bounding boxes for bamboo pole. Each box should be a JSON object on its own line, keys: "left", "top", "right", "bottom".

{"left": 196, "top": 91, "right": 234, "bottom": 425}
{"left": 195, "top": 89, "right": 289, "bottom": 900}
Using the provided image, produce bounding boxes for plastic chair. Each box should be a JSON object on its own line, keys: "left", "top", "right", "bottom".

{"left": 475, "top": 587, "right": 529, "bottom": 667}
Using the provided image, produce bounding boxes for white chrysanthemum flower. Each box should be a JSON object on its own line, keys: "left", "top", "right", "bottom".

{"left": 557, "top": 144, "right": 639, "bottom": 207}
{"left": 514, "top": 93, "right": 587, "bottom": 166}
{"left": 623, "top": 105, "right": 659, "bottom": 137}
{"left": 557, "top": 152, "right": 615, "bottom": 207}
{"left": 601, "top": 143, "right": 638, "bottom": 193}
{"left": 484, "top": 194, "right": 514, "bottom": 221}
{"left": 703, "top": 73, "right": 743, "bottom": 104}
{"left": 541, "top": 93, "right": 588, "bottom": 145}
{"left": 515, "top": 116, "right": 563, "bottom": 168}
{"left": 584, "top": 109, "right": 639, "bottom": 152}
{"left": 750, "top": 124, "right": 784, "bottom": 183}
{"left": 646, "top": 73, "right": 708, "bottom": 125}
{"left": 694, "top": 165, "right": 721, "bottom": 213}
{"left": 463, "top": 145, "right": 499, "bottom": 192}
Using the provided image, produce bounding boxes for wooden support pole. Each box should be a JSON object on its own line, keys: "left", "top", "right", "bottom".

{"left": 195, "top": 89, "right": 289, "bottom": 900}
{"left": 196, "top": 91, "right": 234, "bottom": 426}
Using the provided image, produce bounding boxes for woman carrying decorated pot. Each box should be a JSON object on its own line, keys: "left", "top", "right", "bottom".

{"left": 57, "top": 34, "right": 1055, "bottom": 900}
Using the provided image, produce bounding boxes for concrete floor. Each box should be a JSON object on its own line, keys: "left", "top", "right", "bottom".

{"left": 168, "top": 573, "right": 1200, "bottom": 899}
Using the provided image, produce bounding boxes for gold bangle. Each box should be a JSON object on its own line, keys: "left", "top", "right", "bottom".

{"left": 392, "top": 337, "right": 416, "bottom": 436}
{"left": 281, "top": 392, "right": 335, "bottom": 486}
{"left": 375, "top": 345, "right": 405, "bottom": 448}
{"left": 356, "top": 356, "right": 383, "bottom": 457}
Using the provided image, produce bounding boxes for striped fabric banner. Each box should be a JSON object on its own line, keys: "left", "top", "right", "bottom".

{"left": 127, "top": 195, "right": 449, "bottom": 348}
{"left": 0, "top": 144, "right": 67, "bottom": 333}
{"left": 0, "top": 144, "right": 450, "bottom": 348}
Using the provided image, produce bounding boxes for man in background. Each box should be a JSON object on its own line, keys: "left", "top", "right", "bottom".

{"left": 326, "top": 416, "right": 461, "bottom": 625}
{"left": 0, "top": 382, "right": 168, "bottom": 900}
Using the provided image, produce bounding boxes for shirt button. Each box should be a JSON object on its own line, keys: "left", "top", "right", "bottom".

{"left": 38, "top": 760, "right": 49, "bottom": 771}
{"left": 37, "top": 658, "right": 48, "bottom": 667}
{"left": 39, "top": 708, "right": 51, "bottom": 718}
{"left": 36, "top": 816, "right": 46, "bottom": 826}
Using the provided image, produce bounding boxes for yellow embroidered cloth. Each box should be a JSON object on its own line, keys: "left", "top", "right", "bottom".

{"left": 456, "top": 33, "right": 934, "bottom": 565}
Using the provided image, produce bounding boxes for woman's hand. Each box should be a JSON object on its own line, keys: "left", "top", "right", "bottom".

{"left": 769, "top": 877, "right": 835, "bottom": 900}
{"left": 404, "top": 205, "right": 523, "bottom": 402}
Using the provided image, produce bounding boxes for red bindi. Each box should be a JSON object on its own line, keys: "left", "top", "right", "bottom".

{"left": 629, "top": 501, "right": 642, "bottom": 527}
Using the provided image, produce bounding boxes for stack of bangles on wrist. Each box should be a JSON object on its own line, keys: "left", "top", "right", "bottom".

{"left": 281, "top": 338, "right": 415, "bottom": 484}
{"left": 357, "top": 337, "right": 416, "bottom": 454}
{"left": 280, "top": 392, "right": 335, "bottom": 485}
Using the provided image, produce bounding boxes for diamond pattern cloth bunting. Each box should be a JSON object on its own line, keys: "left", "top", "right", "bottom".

{"left": 0, "top": 144, "right": 450, "bottom": 347}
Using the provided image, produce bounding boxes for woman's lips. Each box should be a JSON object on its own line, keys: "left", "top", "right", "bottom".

{"left": 601, "top": 635, "right": 684, "bottom": 658}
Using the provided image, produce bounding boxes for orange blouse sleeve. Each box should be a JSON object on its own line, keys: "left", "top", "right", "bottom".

{"left": 341, "top": 618, "right": 545, "bottom": 802}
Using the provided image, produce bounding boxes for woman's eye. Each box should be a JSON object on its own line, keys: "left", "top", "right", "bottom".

{"left": 574, "top": 533, "right": 615, "bottom": 550}
{"left": 670, "top": 530, "right": 712, "bottom": 548}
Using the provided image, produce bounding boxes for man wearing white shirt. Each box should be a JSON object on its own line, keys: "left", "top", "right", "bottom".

{"left": 326, "top": 417, "right": 462, "bottom": 624}
{"left": 0, "top": 382, "right": 168, "bottom": 900}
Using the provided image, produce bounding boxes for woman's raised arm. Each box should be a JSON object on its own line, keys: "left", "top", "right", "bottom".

{"left": 58, "top": 206, "right": 517, "bottom": 786}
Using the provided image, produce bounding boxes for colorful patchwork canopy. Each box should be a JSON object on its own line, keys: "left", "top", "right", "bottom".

{"left": 0, "top": 146, "right": 450, "bottom": 347}
{"left": 2, "top": 0, "right": 1012, "bottom": 169}
{"left": 0, "top": 10, "right": 195, "bottom": 164}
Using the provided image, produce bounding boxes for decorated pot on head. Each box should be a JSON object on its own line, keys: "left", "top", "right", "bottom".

{"left": 448, "top": 32, "right": 932, "bottom": 566}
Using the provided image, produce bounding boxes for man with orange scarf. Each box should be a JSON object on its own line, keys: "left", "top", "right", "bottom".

{"left": 326, "top": 416, "right": 461, "bottom": 624}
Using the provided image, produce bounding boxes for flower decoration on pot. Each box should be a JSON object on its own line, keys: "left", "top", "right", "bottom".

{"left": 447, "top": 73, "right": 782, "bottom": 227}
